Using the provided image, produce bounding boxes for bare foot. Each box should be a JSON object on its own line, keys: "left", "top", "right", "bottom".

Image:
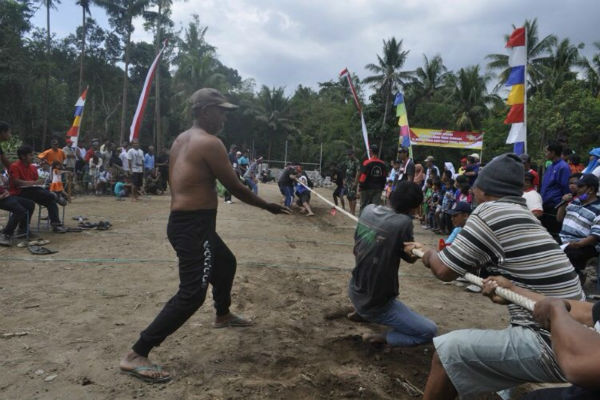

{"left": 120, "top": 351, "right": 171, "bottom": 383}
{"left": 362, "top": 332, "right": 387, "bottom": 345}
{"left": 306, "top": 212, "right": 315, "bottom": 217}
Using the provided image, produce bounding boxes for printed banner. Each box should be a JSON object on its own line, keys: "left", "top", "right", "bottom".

{"left": 410, "top": 128, "right": 483, "bottom": 149}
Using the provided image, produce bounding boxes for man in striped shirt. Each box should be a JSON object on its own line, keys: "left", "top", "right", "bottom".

{"left": 556, "top": 173, "right": 600, "bottom": 282}
{"left": 415, "top": 153, "right": 585, "bottom": 400}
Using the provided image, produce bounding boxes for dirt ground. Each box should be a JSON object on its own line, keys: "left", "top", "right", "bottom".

{"left": 1, "top": 183, "right": 523, "bottom": 399}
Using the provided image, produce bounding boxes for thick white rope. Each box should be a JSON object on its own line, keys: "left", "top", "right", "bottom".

{"left": 411, "top": 249, "right": 536, "bottom": 312}
{"left": 296, "top": 181, "right": 536, "bottom": 312}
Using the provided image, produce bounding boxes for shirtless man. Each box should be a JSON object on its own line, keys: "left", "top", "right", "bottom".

{"left": 119, "top": 88, "right": 289, "bottom": 383}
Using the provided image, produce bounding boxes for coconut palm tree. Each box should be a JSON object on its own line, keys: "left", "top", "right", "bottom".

{"left": 94, "top": 0, "right": 150, "bottom": 144}
{"left": 411, "top": 54, "right": 449, "bottom": 101}
{"left": 581, "top": 41, "right": 600, "bottom": 97}
{"left": 364, "top": 37, "right": 413, "bottom": 152}
{"left": 450, "top": 65, "right": 499, "bottom": 131}
{"left": 486, "top": 18, "right": 556, "bottom": 95}
{"left": 76, "top": 0, "right": 91, "bottom": 94}
{"left": 38, "top": 0, "right": 61, "bottom": 147}
{"left": 250, "top": 86, "right": 297, "bottom": 160}
{"left": 538, "top": 38, "right": 584, "bottom": 95}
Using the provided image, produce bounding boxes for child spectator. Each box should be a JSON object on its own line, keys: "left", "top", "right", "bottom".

{"left": 114, "top": 178, "right": 129, "bottom": 200}
{"left": 439, "top": 178, "right": 455, "bottom": 235}
{"left": 443, "top": 201, "right": 472, "bottom": 246}
{"left": 49, "top": 161, "right": 69, "bottom": 205}
{"left": 455, "top": 174, "right": 473, "bottom": 204}
{"left": 422, "top": 178, "right": 433, "bottom": 227}
{"left": 427, "top": 181, "right": 441, "bottom": 230}
{"left": 96, "top": 166, "right": 112, "bottom": 195}
{"left": 522, "top": 172, "right": 543, "bottom": 218}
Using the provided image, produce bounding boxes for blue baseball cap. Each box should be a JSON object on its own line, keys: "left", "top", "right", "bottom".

{"left": 447, "top": 202, "right": 472, "bottom": 215}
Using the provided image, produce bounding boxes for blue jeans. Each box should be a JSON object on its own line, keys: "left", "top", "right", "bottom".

{"left": 360, "top": 299, "right": 437, "bottom": 347}
{"left": 245, "top": 177, "right": 258, "bottom": 194}
{"left": 282, "top": 185, "right": 294, "bottom": 207}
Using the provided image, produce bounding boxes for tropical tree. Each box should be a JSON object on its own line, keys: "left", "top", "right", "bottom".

{"left": 450, "top": 65, "right": 499, "bottom": 131}
{"left": 538, "top": 38, "right": 584, "bottom": 95}
{"left": 76, "top": 0, "right": 91, "bottom": 94}
{"left": 38, "top": 0, "right": 61, "bottom": 147}
{"left": 249, "top": 86, "right": 297, "bottom": 160}
{"left": 364, "top": 37, "right": 413, "bottom": 153}
{"left": 411, "top": 54, "right": 449, "bottom": 101}
{"left": 94, "top": 0, "right": 149, "bottom": 144}
{"left": 486, "top": 18, "right": 556, "bottom": 94}
{"left": 581, "top": 41, "right": 600, "bottom": 97}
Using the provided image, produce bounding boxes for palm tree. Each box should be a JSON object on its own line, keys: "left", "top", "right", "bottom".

{"left": 486, "top": 18, "right": 556, "bottom": 94}
{"left": 250, "top": 86, "right": 297, "bottom": 160}
{"left": 364, "top": 37, "right": 413, "bottom": 153}
{"left": 538, "top": 38, "right": 583, "bottom": 95}
{"left": 94, "top": 0, "right": 149, "bottom": 144}
{"left": 39, "top": 0, "right": 61, "bottom": 147}
{"left": 411, "top": 54, "right": 449, "bottom": 101}
{"left": 76, "top": 0, "right": 91, "bottom": 94}
{"left": 581, "top": 41, "right": 600, "bottom": 97}
{"left": 450, "top": 65, "right": 499, "bottom": 131}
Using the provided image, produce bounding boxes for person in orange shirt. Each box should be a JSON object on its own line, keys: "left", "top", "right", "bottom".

{"left": 38, "top": 138, "right": 66, "bottom": 166}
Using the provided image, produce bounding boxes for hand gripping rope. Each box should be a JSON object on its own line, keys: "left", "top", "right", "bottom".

{"left": 296, "top": 180, "right": 537, "bottom": 312}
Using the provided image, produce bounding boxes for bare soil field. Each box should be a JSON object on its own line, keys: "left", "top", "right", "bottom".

{"left": 1, "top": 183, "right": 516, "bottom": 399}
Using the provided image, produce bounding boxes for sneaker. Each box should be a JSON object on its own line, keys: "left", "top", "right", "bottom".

{"left": 56, "top": 196, "right": 68, "bottom": 206}
{"left": 0, "top": 233, "right": 11, "bottom": 247}
{"left": 15, "top": 230, "right": 37, "bottom": 239}
{"left": 225, "top": 200, "right": 233, "bottom": 204}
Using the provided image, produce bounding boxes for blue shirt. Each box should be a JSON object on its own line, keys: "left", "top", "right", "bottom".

{"left": 541, "top": 159, "right": 570, "bottom": 207}
{"left": 559, "top": 198, "right": 600, "bottom": 251}
{"left": 114, "top": 181, "right": 125, "bottom": 195}
{"left": 144, "top": 153, "right": 155, "bottom": 170}
{"left": 445, "top": 227, "right": 462, "bottom": 244}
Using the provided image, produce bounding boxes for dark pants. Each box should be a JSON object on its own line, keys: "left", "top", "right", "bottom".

{"left": 542, "top": 204, "right": 562, "bottom": 242}
{"left": 564, "top": 244, "right": 598, "bottom": 275}
{"left": 17, "top": 187, "right": 61, "bottom": 225}
{"left": 359, "top": 189, "right": 382, "bottom": 212}
{"left": 0, "top": 196, "right": 35, "bottom": 235}
{"left": 521, "top": 385, "right": 600, "bottom": 400}
{"left": 133, "top": 210, "right": 236, "bottom": 357}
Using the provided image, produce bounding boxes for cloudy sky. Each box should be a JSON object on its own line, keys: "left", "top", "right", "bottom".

{"left": 32, "top": 0, "right": 600, "bottom": 93}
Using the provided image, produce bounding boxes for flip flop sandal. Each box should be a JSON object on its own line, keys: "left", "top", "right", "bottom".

{"left": 213, "top": 315, "right": 254, "bottom": 329}
{"left": 65, "top": 227, "right": 83, "bottom": 232}
{"left": 120, "top": 365, "right": 171, "bottom": 384}
{"left": 78, "top": 222, "right": 97, "bottom": 229}
{"left": 28, "top": 239, "right": 50, "bottom": 246}
{"left": 28, "top": 245, "right": 58, "bottom": 255}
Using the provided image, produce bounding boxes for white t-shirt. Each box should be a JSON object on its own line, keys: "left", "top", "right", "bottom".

{"left": 127, "top": 148, "right": 144, "bottom": 173}
{"left": 119, "top": 149, "right": 129, "bottom": 171}
{"left": 522, "top": 189, "right": 543, "bottom": 213}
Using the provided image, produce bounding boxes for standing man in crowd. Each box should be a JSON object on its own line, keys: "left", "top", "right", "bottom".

{"left": 156, "top": 147, "right": 169, "bottom": 193}
{"left": 541, "top": 142, "right": 571, "bottom": 239}
{"left": 223, "top": 144, "right": 238, "bottom": 204}
{"left": 520, "top": 154, "right": 540, "bottom": 189}
{"left": 127, "top": 139, "right": 145, "bottom": 201}
{"left": 144, "top": 145, "right": 155, "bottom": 180}
{"left": 357, "top": 144, "right": 386, "bottom": 213}
{"left": 396, "top": 146, "right": 415, "bottom": 183}
{"left": 422, "top": 156, "right": 440, "bottom": 189}
{"left": 344, "top": 149, "right": 360, "bottom": 215}
{"left": 119, "top": 88, "right": 288, "bottom": 383}
{"left": 37, "top": 138, "right": 66, "bottom": 167}
{"left": 415, "top": 153, "right": 584, "bottom": 400}
{"left": 243, "top": 156, "right": 262, "bottom": 195}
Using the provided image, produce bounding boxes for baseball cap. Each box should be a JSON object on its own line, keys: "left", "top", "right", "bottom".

{"left": 425, "top": 155, "right": 434, "bottom": 162}
{"left": 447, "top": 201, "right": 472, "bottom": 215}
{"left": 576, "top": 174, "right": 599, "bottom": 190}
{"left": 469, "top": 153, "right": 480, "bottom": 161}
{"left": 190, "top": 88, "right": 238, "bottom": 110}
{"left": 398, "top": 146, "right": 409, "bottom": 154}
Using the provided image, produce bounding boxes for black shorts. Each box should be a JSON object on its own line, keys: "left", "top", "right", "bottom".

{"left": 132, "top": 172, "right": 143, "bottom": 187}
{"left": 333, "top": 185, "right": 345, "bottom": 197}
{"left": 297, "top": 191, "right": 310, "bottom": 205}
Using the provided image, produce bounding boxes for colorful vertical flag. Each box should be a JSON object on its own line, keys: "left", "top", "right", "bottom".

{"left": 66, "top": 87, "right": 88, "bottom": 146}
{"left": 340, "top": 67, "right": 370, "bottom": 155}
{"left": 504, "top": 26, "right": 527, "bottom": 154}
{"left": 394, "top": 93, "right": 411, "bottom": 148}
{"left": 130, "top": 41, "right": 167, "bottom": 143}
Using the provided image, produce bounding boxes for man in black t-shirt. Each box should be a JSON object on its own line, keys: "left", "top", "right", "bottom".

{"left": 397, "top": 146, "right": 415, "bottom": 183}
{"left": 332, "top": 164, "right": 346, "bottom": 210}
{"left": 278, "top": 163, "right": 297, "bottom": 208}
{"left": 348, "top": 181, "right": 437, "bottom": 347}
{"left": 358, "top": 144, "right": 387, "bottom": 213}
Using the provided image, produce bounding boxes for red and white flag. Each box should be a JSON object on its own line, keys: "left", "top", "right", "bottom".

{"left": 129, "top": 42, "right": 167, "bottom": 142}
{"left": 339, "top": 67, "right": 369, "bottom": 154}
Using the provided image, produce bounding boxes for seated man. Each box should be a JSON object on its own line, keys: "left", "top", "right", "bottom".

{"left": 556, "top": 173, "right": 600, "bottom": 282}
{"left": 348, "top": 181, "right": 437, "bottom": 347}
{"left": 415, "top": 153, "right": 584, "bottom": 400}
{"left": 9, "top": 145, "right": 67, "bottom": 233}
{"left": 482, "top": 277, "right": 600, "bottom": 399}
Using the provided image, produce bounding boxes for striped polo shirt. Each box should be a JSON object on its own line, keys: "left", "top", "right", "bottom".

{"left": 559, "top": 198, "right": 600, "bottom": 252}
{"left": 439, "top": 196, "right": 585, "bottom": 336}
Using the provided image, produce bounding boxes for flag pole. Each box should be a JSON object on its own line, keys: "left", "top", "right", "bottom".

{"left": 523, "top": 26, "right": 528, "bottom": 154}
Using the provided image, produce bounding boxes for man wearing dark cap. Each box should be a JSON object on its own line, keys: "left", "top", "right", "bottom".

{"left": 409, "top": 153, "right": 584, "bottom": 400}
{"left": 556, "top": 173, "right": 600, "bottom": 282}
{"left": 396, "top": 146, "right": 414, "bottom": 183}
{"left": 120, "top": 88, "right": 289, "bottom": 383}
{"left": 357, "top": 144, "right": 387, "bottom": 213}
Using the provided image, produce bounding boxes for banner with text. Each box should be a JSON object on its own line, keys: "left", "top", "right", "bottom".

{"left": 410, "top": 128, "right": 483, "bottom": 149}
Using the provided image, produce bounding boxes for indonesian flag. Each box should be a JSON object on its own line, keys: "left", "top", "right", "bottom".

{"left": 129, "top": 42, "right": 167, "bottom": 142}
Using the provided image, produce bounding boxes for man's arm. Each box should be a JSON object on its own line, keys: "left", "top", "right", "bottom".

{"left": 533, "top": 298, "right": 600, "bottom": 389}
{"left": 203, "top": 138, "right": 288, "bottom": 214}
{"left": 556, "top": 193, "right": 573, "bottom": 222}
{"left": 421, "top": 249, "right": 459, "bottom": 281}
